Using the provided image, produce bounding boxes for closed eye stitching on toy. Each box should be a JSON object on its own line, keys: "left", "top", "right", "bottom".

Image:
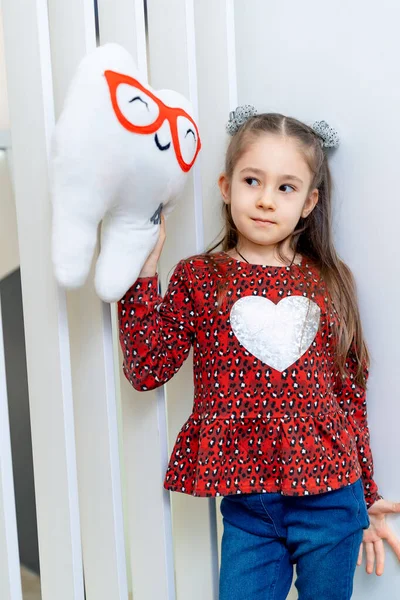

{"left": 129, "top": 96, "right": 149, "bottom": 109}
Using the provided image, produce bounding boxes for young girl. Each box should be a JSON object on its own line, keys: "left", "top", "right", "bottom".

{"left": 118, "top": 109, "right": 400, "bottom": 599}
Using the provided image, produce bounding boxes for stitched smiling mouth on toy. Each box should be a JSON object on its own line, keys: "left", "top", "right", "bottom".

{"left": 50, "top": 42, "right": 202, "bottom": 303}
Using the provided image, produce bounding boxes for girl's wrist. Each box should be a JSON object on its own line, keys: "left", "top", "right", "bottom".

{"left": 138, "top": 270, "right": 157, "bottom": 278}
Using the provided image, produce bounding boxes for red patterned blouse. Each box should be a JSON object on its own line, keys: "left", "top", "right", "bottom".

{"left": 117, "top": 251, "right": 382, "bottom": 510}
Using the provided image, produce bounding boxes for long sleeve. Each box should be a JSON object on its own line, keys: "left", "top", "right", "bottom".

{"left": 333, "top": 343, "right": 383, "bottom": 510}
{"left": 117, "top": 259, "right": 195, "bottom": 391}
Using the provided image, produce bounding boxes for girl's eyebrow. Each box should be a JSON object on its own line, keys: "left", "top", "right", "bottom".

{"left": 239, "top": 167, "right": 303, "bottom": 185}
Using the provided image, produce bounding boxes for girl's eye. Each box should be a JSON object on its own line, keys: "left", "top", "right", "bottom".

{"left": 244, "top": 178, "right": 295, "bottom": 192}
{"left": 280, "top": 184, "right": 295, "bottom": 193}
{"left": 245, "top": 177, "right": 259, "bottom": 186}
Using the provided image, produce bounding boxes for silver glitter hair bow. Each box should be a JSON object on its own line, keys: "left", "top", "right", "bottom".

{"left": 226, "top": 105, "right": 340, "bottom": 148}
{"left": 226, "top": 104, "right": 258, "bottom": 135}
{"left": 311, "top": 120, "right": 340, "bottom": 148}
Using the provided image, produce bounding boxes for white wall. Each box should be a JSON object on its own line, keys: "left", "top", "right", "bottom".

{"left": 234, "top": 1, "right": 399, "bottom": 597}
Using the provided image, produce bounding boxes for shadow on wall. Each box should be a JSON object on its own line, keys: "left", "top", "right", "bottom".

{"left": 1, "top": 268, "right": 40, "bottom": 575}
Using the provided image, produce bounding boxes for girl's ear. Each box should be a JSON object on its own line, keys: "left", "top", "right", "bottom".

{"left": 302, "top": 188, "right": 319, "bottom": 218}
{"left": 218, "top": 173, "right": 230, "bottom": 203}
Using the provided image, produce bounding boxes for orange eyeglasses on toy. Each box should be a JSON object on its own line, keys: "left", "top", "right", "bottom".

{"left": 105, "top": 70, "right": 201, "bottom": 173}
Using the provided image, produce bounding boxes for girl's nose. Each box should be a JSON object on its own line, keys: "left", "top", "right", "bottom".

{"left": 256, "top": 191, "right": 276, "bottom": 209}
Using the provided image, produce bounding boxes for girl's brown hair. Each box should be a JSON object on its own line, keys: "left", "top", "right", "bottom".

{"left": 183, "top": 112, "right": 369, "bottom": 388}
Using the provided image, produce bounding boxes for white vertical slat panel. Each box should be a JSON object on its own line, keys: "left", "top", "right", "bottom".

{"left": 94, "top": 3, "right": 148, "bottom": 590}
{"left": 97, "top": 0, "right": 147, "bottom": 72}
{"left": 0, "top": 150, "right": 19, "bottom": 279}
{"left": 146, "top": 1, "right": 218, "bottom": 599}
{"left": 0, "top": 291, "right": 23, "bottom": 600}
{"left": 1, "top": 0, "right": 85, "bottom": 598}
{"left": 97, "top": 1, "right": 179, "bottom": 598}
{"left": 46, "top": 1, "right": 130, "bottom": 598}
{"left": 193, "top": 0, "right": 239, "bottom": 573}
{"left": 47, "top": 0, "right": 98, "bottom": 114}
{"left": 0, "top": 9, "right": 9, "bottom": 130}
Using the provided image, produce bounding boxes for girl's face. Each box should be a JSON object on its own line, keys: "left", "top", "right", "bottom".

{"left": 219, "top": 133, "right": 319, "bottom": 257}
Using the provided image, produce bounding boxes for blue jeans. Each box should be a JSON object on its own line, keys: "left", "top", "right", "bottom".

{"left": 219, "top": 478, "right": 370, "bottom": 600}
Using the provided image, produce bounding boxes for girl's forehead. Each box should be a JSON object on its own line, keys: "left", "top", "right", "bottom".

{"left": 235, "top": 134, "right": 311, "bottom": 180}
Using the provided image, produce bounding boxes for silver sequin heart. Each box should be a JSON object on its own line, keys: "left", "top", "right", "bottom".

{"left": 230, "top": 295, "right": 321, "bottom": 372}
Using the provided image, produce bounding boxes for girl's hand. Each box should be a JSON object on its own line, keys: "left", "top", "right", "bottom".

{"left": 139, "top": 213, "right": 166, "bottom": 277}
{"left": 357, "top": 498, "right": 400, "bottom": 575}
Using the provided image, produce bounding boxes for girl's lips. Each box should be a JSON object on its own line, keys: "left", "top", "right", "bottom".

{"left": 252, "top": 218, "right": 275, "bottom": 225}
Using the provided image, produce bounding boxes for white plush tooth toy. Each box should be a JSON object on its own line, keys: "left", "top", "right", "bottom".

{"left": 50, "top": 42, "right": 201, "bottom": 303}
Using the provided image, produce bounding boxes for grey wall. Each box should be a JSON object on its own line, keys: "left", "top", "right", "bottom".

{"left": 1, "top": 268, "right": 39, "bottom": 574}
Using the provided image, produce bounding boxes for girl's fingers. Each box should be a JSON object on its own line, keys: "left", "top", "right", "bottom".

{"left": 365, "top": 542, "right": 375, "bottom": 574}
{"left": 357, "top": 542, "right": 363, "bottom": 566}
{"left": 385, "top": 528, "right": 400, "bottom": 561}
{"left": 160, "top": 213, "right": 166, "bottom": 236}
{"left": 374, "top": 539, "right": 385, "bottom": 576}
